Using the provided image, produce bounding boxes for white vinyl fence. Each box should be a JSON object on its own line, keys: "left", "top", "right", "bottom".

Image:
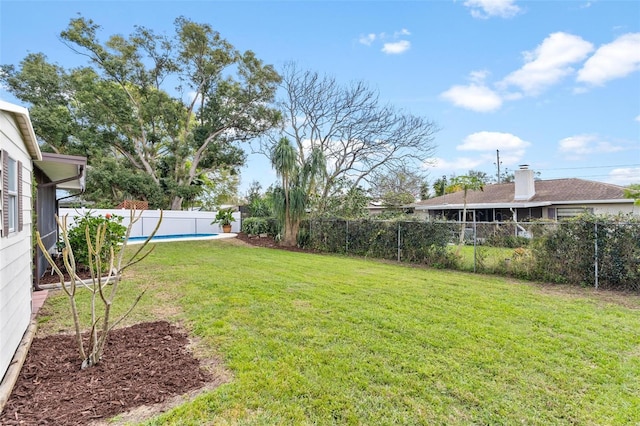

{"left": 58, "top": 208, "right": 241, "bottom": 238}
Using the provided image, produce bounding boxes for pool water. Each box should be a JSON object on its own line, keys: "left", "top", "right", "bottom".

{"left": 128, "top": 233, "right": 218, "bottom": 242}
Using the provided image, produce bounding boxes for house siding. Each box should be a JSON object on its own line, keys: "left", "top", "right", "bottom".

{"left": 0, "top": 109, "right": 34, "bottom": 382}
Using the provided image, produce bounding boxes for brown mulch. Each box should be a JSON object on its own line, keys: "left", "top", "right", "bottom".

{"left": 0, "top": 321, "right": 223, "bottom": 426}
{"left": 234, "top": 232, "right": 311, "bottom": 253}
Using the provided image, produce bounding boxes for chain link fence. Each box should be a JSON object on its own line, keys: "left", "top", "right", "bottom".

{"left": 300, "top": 217, "right": 640, "bottom": 292}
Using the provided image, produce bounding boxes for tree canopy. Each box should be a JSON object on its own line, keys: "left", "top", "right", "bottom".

{"left": 1, "top": 16, "right": 282, "bottom": 209}
{"left": 369, "top": 166, "right": 427, "bottom": 208}
{"left": 260, "top": 63, "right": 439, "bottom": 216}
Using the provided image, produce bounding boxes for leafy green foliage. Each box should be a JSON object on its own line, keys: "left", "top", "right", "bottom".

{"left": 2, "top": 16, "right": 281, "bottom": 209}
{"left": 67, "top": 212, "right": 127, "bottom": 270}
{"left": 318, "top": 185, "right": 370, "bottom": 219}
{"left": 485, "top": 234, "right": 530, "bottom": 248}
{"left": 304, "top": 218, "right": 457, "bottom": 268}
{"left": 624, "top": 183, "right": 640, "bottom": 206}
{"left": 533, "top": 214, "right": 640, "bottom": 290}
{"left": 241, "top": 217, "right": 269, "bottom": 235}
{"left": 271, "top": 137, "right": 324, "bottom": 246}
{"left": 211, "top": 208, "right": 235, "bottom": 226}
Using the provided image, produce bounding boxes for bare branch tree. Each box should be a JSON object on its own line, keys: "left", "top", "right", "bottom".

{"left": 260, "top": 63, "right": 439, "bottom": 215}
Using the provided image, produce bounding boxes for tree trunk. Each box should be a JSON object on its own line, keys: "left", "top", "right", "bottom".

{"left": 281, "top": 219, "right": 300, "bottom": 247}
{"left": 170, "top": 196, "right": 183, "bottom": 210}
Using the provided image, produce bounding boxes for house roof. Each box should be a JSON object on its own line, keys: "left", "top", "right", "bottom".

{"left": 35, "top": 153, "right": 86, "bottom": 191}
{"left": 0, "top": 100, "right": 41, "bottom": 160}
{"left": 0, "top": 101, "right": 86, "bottom": 191}
{"left": 411, "top": 178, "right": 632, "bottom": 210}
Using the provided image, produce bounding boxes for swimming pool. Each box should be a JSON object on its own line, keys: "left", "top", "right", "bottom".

{"left": 127, "top": 233, "right": 236, "bottom": 244}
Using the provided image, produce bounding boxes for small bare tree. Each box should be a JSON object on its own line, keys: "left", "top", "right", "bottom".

{"left": 36, "top": 209, "right": 162, "bottom": 369}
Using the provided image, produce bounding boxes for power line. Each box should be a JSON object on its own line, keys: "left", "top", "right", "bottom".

{"left": 537, "top": 164, "right": 640, "bottom": 171}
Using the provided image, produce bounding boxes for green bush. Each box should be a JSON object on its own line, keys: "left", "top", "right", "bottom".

{"left": 67, "top": 212, "right": 127, "bottom": 270}
{"left": 242, "top": 216, "right": 279, "bottom": 237}
{"left": 304, "top": 219, "right": 456, "bottom": 267}
{"left": 532, "top": 213, "right": 640, "bottom": 290}
{"left": 486, "top": 234, "right": 530, "bottom": 248}
{"left": 242, "top": 217, "right": 269, "bottom": 235}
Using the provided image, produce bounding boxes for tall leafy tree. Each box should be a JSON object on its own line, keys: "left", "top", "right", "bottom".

{"left": 624, "top": 183, "right": 640, "bottom": 206}
{"left": 1, "top": 16, "right": 281, "bottom": 209}
{"left": 271, "top": 137, "right": 324, "bottom": 246}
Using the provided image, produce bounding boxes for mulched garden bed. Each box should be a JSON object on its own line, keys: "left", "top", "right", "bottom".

{"left": 235, "top": 232, "right": 312, "bottom": 253}
{"left": 2, "top": 233, "right": 302, "bottom": 425}
{"left": 0, "top": 321, "right": 222, "bottom": 426}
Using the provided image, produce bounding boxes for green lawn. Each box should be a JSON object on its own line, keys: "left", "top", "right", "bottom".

{"left": 39, "top": 240, "right": 640, "bottom": 425}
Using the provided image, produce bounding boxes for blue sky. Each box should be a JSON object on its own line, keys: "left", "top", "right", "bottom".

{"left": 1, "top": 0, "right": 639, "bottom": 195}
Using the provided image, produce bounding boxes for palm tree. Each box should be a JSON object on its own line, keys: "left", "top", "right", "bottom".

{"left": 271, "top": 137, "right": 324, "bottom": 247}
{"left": 448, "top": 175, "right": 484, "bottom": 252}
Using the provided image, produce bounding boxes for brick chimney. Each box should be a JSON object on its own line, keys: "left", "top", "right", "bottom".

{"left": 514, "top": 164, "right": 535, "bottom": 200}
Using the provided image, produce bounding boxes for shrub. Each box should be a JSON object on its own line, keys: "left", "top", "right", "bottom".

{"left": 67, "top": 212, "right": 127, "bottom": 270}
{"left": 486, "top": 234, "right": 530, "bottom": 248}
{"left": 242, "top": 216, "right": 279, "bottom": 237}
{"left": 242, "top": 217, "right": 269, "bottom": 235}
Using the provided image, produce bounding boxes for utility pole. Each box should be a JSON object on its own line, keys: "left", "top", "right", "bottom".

{"left": 495, "top": 149, "right": 502, "bottom": 183}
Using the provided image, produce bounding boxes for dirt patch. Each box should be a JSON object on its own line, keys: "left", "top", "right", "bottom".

{"left": 234, "top": 232, "right": 311, "bottom": 253}
{"left": 0, "top": 321, "right": 227, "bottom": 425}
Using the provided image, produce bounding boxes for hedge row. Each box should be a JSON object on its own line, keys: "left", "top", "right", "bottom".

{"left": 296, "top": 215, "right": 640, "bottom": 292}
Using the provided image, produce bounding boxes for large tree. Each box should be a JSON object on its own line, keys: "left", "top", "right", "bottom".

{"left": 1, "top": 17, "right": 281, "bottom": 209}
{"left": 261, "top": 63, "right": 439, "bottom": 215}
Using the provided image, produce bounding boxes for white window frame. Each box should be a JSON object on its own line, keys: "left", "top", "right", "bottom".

{"left": 557, "top": 207, "right": 593, "bottom": 220}
{"left": 7, "top": 157, "right": 18, "bottom": 233}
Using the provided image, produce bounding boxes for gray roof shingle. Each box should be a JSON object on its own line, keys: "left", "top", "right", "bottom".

{"left": 413, "top": 178, "right": 630, "bottom": 207}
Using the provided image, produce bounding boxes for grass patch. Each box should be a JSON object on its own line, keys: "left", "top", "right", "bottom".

{"left": 38, "top": 240, "right": 640, "bottom": 424}
{"left": 450, "top": 245, "right": 515, "bottom": 273}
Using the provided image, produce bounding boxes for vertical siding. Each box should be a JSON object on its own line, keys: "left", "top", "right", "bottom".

{"left": 0, "top": 110, "right": 33, "bottom": 381}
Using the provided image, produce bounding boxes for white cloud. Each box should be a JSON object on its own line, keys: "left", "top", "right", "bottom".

{"left": 359, "top": 33, "right": 376, "bottom": 46}
{"left": 358, "top": 29, "right": 411, "bottom": 54}
{"left": 577, "top": 33, "right": 640, "bottom": 86}
{"left": 499, "top": 32, "right": 594, "bottom": 96}
{"left": 440, "top": 71, "right": 502, "bottom": 112}
{"left": 457, "top": 131, "right": 529, "bottom": 166}
{"left": 558, "top": 134, "right": 625, "bottom": 160}
{"left": 463, "top": 0, "right": 522, "bottom": 19}
{"left": 440, "top": 84, "right": 502, "bottom": 112}
{"left": 458, "top": 131, "right": 530, "bottom": 152}
{"left": 635, "top": 115, "right": 640, "bottom": 122}
{"left": 608, "top": 168, "right": 640, "bottom": 186}
{"left": 382, "top": 40, "right": 411, "bottom": 55}
{"left": 425, "top": 132, "right": 530, "bottom": 175}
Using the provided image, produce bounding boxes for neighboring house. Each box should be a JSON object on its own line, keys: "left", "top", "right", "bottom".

{"left": 0, "top": 100, "right": 85, "bottom": 382}
{"left": 409, "top": 165, "right": 637, "bottom": 222}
